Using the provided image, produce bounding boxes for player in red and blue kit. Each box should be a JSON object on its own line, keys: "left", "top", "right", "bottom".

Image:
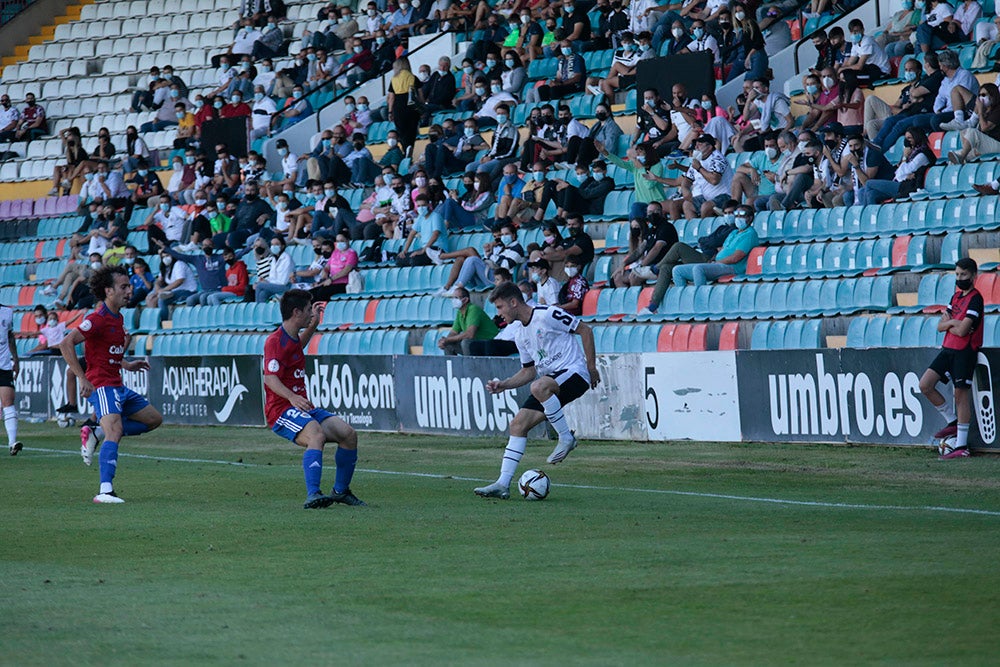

{"left": 60, "top": 265, "right": 163, "bottom": 503}
{"left": 920, "top": 258, "right": 983, "bottom": 459}
{"left": 264, "top": 289, "right": 365, "bottom": 508}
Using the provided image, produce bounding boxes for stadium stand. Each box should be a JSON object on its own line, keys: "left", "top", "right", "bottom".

{"left": 1, "top": 0, "right": 1000, "bottom": 360}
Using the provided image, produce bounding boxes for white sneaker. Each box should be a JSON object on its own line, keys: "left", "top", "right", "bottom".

{"left": 637, "top": 306, "right": 656, "bottom": 317}
{"left": 587, "top": 84, "right": 603, "bottom": 96}
{"left": 93, "top": 492, "right": 124, "bottom": 504}
{"left": 80, "top": 425, "right": 98, "bottom": 466}
{"left": 547, "top": 432, "right": 577, "bottom": 464}
{"left": 425, "top": 246, "right": 443, "bottom": 265}
{"left": 473, "top": 481, "right": 510, "bottom": 499}
{"left": 939, "top": 116, "right": 970, "bottom": 132}
{"left": 42, "top": 285, "right": 57, "bottom": 296}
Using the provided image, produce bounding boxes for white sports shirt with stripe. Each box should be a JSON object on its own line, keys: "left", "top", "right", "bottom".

{"left": 509, "top": 306, "right": 590, "bottom": 382}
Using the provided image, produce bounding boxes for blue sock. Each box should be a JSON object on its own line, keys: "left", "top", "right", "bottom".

{"left": 333, "top": 447, "right": 358, "bottom": 494}
{"left": 99, "top": 440, "right": 119, "bottom": 485}
{"left": 122, "top": 419, "right": 149, "bottom": 437}
{"left": 303, "top": 449, "right": 323, "bottom": 496}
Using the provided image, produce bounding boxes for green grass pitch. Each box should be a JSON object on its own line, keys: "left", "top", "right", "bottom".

{"left": 4, "top": 423, "right": 1000, "bottom": 665}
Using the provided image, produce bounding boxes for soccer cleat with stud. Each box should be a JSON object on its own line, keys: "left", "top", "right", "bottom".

{"left": 93, "top": 492, "right": 124, "bottom": 504}
{"left": 547, "top": 432, "right": 577, "bottom": 464}
{"left": 473, "top": 482, "right": 510, "bottom": 499}
{"left": 934, "top": 421, "right": 958, "bottom": 439}
{"left": 939, "top": 446, "right": 971, "bottom": 460}
{"left": 80, "top": 425, "right": 98, "bottom": 466}
{"left": 329, "top": 488, "right": 367, "bottom": 506}
{"left": 303, "top": 492, "right": 335, "bottom": 509}
{"left": 9, "top": 441, "right": 22, "bottom": 456}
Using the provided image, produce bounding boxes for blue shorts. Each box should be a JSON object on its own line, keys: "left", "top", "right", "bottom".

{"left": 272, "top": 407, "right": 336, "bottom": 443}
{"left": 88, "top": 386, "right": 151, "bottom": 420}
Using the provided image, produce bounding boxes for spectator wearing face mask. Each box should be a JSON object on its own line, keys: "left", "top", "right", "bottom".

{"left": 344, "top": 133, "right": 380, "bottom": 185}
{"left": 474, "top": 78, "right": 517, "bottom": 128}
{"left": 436, "top": 221, "right": 525, "bottom": 296}
{"left": 864, "top": 55, "right": 940, "bottom": 142}
{"left": 418, "top": 56, "right": 458, "bottom": 124}
{"left": 556, "top": 256, "right": 589, "bottom": 316}
{"left": 146, "top": 247, "right": 197, "bottom": 319}
{"left": 253, "top": 17, "right": 286, "bottom": 59}
{"left": 310, "top": 234, "right": 359, "bottom": 300}
{"left": 127, "top": 159, "right": 164, "bottom": 210}
{"left": 397, "top": 194, "right": 449, "bottom": 266}
{"left": 731, "top": 134, "right": 789, "bottom": 206}
{"left": 271, "top": 85, "right": 313, "bottom": 132}
{"left": 141, "top": 196, "right": 188, "bottom": 250}
{"left": 552, "top": 161, "right": 615, "bottom": 218}
{"left": 155, "top": 237, "right": 233, "bottom": 306}
{"left": 254, "top": 236, "right": 296, "bottom": 303}
{"left": 525, "top": 40, "right": 585, "bottom": 103}
{"left": 140, "top": 84, "right": 190, "bottom": 132}
{"left": 437, "top": 287, "right": 502, "bottom": 356}
{"left": 203, "top": 246, "right": 250, "bottom": 306}
{"left": 948, "top": 83, "right": 1000, "bottom": 164}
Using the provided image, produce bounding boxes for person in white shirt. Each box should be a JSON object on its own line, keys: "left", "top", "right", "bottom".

{"left": 683, "top": 19, "right": 720, "bottom": 65}
{"left": 683, "top": 134, "right": 734, "bottom": 219}
{"left": 0, "top": 93, "right": 21, "bottom": 142}
{"left": 253, "top": 59, "right": 277, "bottom": 95}
{"left": 857, "top": 127, "right": 935, "bottom": 204}
{"left": 267, "top": 138, "right": 299, "bottom": 197}
{"left": 147, "top": 247, "right": 198, "bottom": 320}
{"left": 230, "top": 18, "right": 262, "bottom": 56}
{"left": 528, "top": 258, "right": 561, "bottom": 307}
{"left": 255, "top": 236, "right": 295, "bottom": 302}
{"left": 251, "top": 85, "right": 277, "bottom": 140}
{"left": 209, "top": 55, "right": 238, "bottom": 98}
{"left": 476, "top": 82, "right": 517, "bottom": 123}
{"left": 473, "top": 281, "right": 599, "bottom": 500}
{"left": 917, "top": 0, "right": 981, "bottom": 52}
{"left": 840, "top": 19, "right": 890, "bottom": 82}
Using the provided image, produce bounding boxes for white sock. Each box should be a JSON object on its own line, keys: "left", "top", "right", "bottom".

{"left": 540, "top": 395, "right": 572, "bottom": 440}
{"left": 935, "top": 401, "right": 956, "bottom": 424}
{"left": 3, "top": 406, "right": 17, "bottom": 446}
{"left": 100, "top": 482, "right": 113, "bottom": 494}
{"left": 956, "top": 423, "right": 970, "bottom": 448}
{"left": 497, "top": 436, "right": 527, "bottom": 486}
{"left": 954, "top": 110, "right": 966, "bottom": 123}
{"left": 95, "top": 426, "right": 105, "bottom": 440}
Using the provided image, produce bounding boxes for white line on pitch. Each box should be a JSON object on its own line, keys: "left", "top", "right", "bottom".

{"left": 23, "top": 447, "right": 1000, "bottom": 517}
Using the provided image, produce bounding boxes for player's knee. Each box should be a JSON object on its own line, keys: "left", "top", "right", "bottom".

{"left": 530, "top": 377, "right": 556, "bottom": 400}
{"left": 509, "top": 411, "right": 530, "bottom": 437}
{"left": 340, "top": 425, "right": 358, "bottom": 450}
{"left": 147, "top": 411, "right": 163, "bottom": 430}
{"left": 919, "top": 376, "right": 937, "bottom": 395}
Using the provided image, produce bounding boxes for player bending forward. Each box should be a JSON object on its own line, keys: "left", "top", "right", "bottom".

{"left": 60, "top": 266, "right": 163, "bottom": 503}
{"left": 920, "top": 257, "right": 983, "bottom": 459}
{"left": 475, "top": 282, "right": 600, "bottom": 500}
{"left": 264, "top": 289, "right": 366, "bottom": 508}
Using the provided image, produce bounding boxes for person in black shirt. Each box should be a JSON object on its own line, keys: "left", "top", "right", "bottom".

{"left": 557, "top": 0, "right": 592, "bottom": 54}
{"left": 612, "top": 202, "right": 679, "bottom": 287}
{"left": 419, "top": 56, "right": 458, "bottom": 124}
{"left": 541, "top": 213, "right": 594, "bottom": 278}
{"left": 553, "top": 161, "right": 615, "bottom": 217}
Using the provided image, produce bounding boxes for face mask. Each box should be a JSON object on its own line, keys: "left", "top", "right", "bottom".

{"left": 902, "top": 0, "right": 913, "bottom": 8}
{"left": 798, "top": 141, "right": 809, "bottom": 151}
{"left": 217, "top": 203, "right": 227, "bottom": 212}
{"left": 561, "top": 46, "right": 573, "bottom": 56}
{"left": 195, "top": 198, "right": 207, "bottom": 207}
{"left": 496, "top": 114, "right": 508, "bottom": 124}
{"left": 394, "top": 185, "right": 406, "bottom": 194}
{"left": 543, "top": 235, "right": 555, "bottom": 245}
{"left": 623, "top": 42, "right": 635, "bottom": 52}
{"left": 464, "top": 127, "right": 474, "bottom": 137}
{"left": 505, "top": 58, "right": 515, "bottom": 68}
{"left": 568, "top": 226, "right": 579, "bottom": 236}
{"left": 48, "top": 318, "right": 59, "bottom": 327}
{"left": 672, "top": 28, "right": 684, "bottom": 38}
{"left": 399, "top": 2, "right": 409, "bottom": 9}
{"left": 232, "top": 96, "right": 242, "bottom": 104}
{"left": 324, "top": 189, "right": 336, "bottom": 199}
{"left": 221, "top": 63, "right": 230, "bottom": 71}
{"left": 415, "top": 176, "right": 427, "bottom": 187}
{"left": 639, "top": 43, "right": 651, "bottom": 52}
{"left": 159, "top": 203, "right": 169, "bottom": 212}
{"left": 956, "top": 278, "right": 973, "bottom": 290}
{"left": 735, "top": 217, "right": 748, "bottom": 230}
{"left": 85, "top": 172, "right": 95, "bottom": 181}
{"left": 354, "top": 141, "right": 365, "bottom": 150}
{"left": 255, "top": 246, "right": 266, "bottom": 256}
{"left": 564, "top": 4, "right": 574, "bottom": 12}
{"left": 980, "top": 96, "right": 992, "bottom": 107}
{"left": 331, "top": 241, "right": 347, "bottom": 253}
{"left": 418, "top": 71, "right": 430, "bottom": 82}
{"left": 451, "top": 298, "right": 464, "bottom": 309}
{"left": 701, "top": 100, "right": 712, "bottom": 110}
{"left": 307, "top": 54, "right": 318, "bottom": 62}
{"left": 822, "top": 76, "right": 835, "bottom": 88}
{"left": 735, "top": 10, "right": 745, "bottom": 20}
{"left": 122, "top": 257, "right": 134, "bottom": 266}
{"left": 175, "top": 110, "right": 186, "bottom": 119}
{"left": 533, "top": 171, "right": 545, "bottom": 182}
{"left": 138, "top": 169, "right": 149, "bottom": 177}
{"left": 293, "top": 90, "right": 303, "bottom": 99}
{"left": 387, "top": 138, "right": 398, "bottom": 147}
{"left": 903, "top": 71, "right": 918, "bottom": 83}
{"left": 34, "top": 315, "right": 45, "bottom": 325}
{"left": 277, "top": 202, "right": 288, "bottom": 211}
{"left": 693, "top": 28, "right": 705, "bottom": 39}
{"left": 644, "top": 98, "right": 655, "bottom": 107}
{"left": 463, "top": 66, "right": 473, "bottom": 75}
{"left": 270, "top": 245, "right": 281, "bottom": 256}
{"left": 376, "top": 37, "right": 385, "bottom": 46}
{"left": 915, "top": 0, "right": 925, "bottom": 7}
{"left": 637, "top": 154, "right": 646, "bottom": 165}
{"left": 851, "top": 32, "right": 863, "bottom": 43}
{"left": 765, "top": 146, "right": 779, "bottom": 160}
{"left": 214, "top": 100, "right": 224, "bottom": 109}
{"left": 592, "top": 171, "right": 605, "bottom": 180}
{"left": 359, "top": 103, "right": 368, "bottom": 111}
{"left": 170, "top": 89, "right": 180, "bottom": 98}
{"left": 491, "top": 84, "right": 502, "bottom": 94}
{"left": 260, "top": 65, "right": 271, "bottom": 73}
{"left": 278, "top": 147, "right": 288, "bottom": 156}
{"left": 565, "top": 266, "right": 579, "bottom": 277}
{"left": 90, "top": 261, "right": 102, "bottom": 270}
{"left": 903, "top": 138, "right": 913, "bottom": 148}
{"left": 573, "top": 172, "right": 587, "bottom": 184}
{"left": 368, "top": 8, "right": 376, "bottom": 15}
{"left": 416, "top": 205, "right": 429, "bottom": 217}
{"left": 162, "top": 255, "right": 173, "bottom": 266}
{"left": 475, "top": 87, "right": 486, "bottom": 96}
{"left": 202, "top": 246, "right": 214, "bottom": 256}
{"left": 521, "top": 14, "right": 530, "bottom": 23}
{"left": 806, "top": 84, "right": 819, "bottom": 95}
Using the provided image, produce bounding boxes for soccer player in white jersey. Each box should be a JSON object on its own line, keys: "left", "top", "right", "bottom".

{"left": 0, "top": 304, "right": 22, "bottom": 455}
{"left": 474, "top": 282, "right": 600, "bottom": 499}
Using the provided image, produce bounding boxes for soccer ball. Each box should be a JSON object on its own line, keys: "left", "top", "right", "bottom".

{"left": 938, "top": 436, "right": 957, "bottom": 456}
{"left": 518, "top": 469, "right": 550, "bottom": 501}
{"left": 56, "top": 415, "right": 75, "bottom": 428}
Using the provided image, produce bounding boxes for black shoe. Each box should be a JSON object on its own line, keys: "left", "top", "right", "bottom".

{"left": 56, "top": 403, "right": 75, "bottom": 414}
{"left": 329, "top": 488, "right": 367, "bottom": 506}
{"left": 9, "top": 441, "right": 22, "bottom": 456}
{"left": 303, "top": 492, "right": 335, "bottom": 509}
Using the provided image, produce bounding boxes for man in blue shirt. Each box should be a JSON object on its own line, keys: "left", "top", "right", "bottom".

{"left": 397, "top": 194, "right": 449, "bottom": 267}
{"left": 672, "top": 205, "right": 760, "bottom": 286}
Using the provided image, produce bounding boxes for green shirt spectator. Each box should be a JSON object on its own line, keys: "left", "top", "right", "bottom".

{"left": 453, "top": 302, "right": 499, "bottom": 340}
